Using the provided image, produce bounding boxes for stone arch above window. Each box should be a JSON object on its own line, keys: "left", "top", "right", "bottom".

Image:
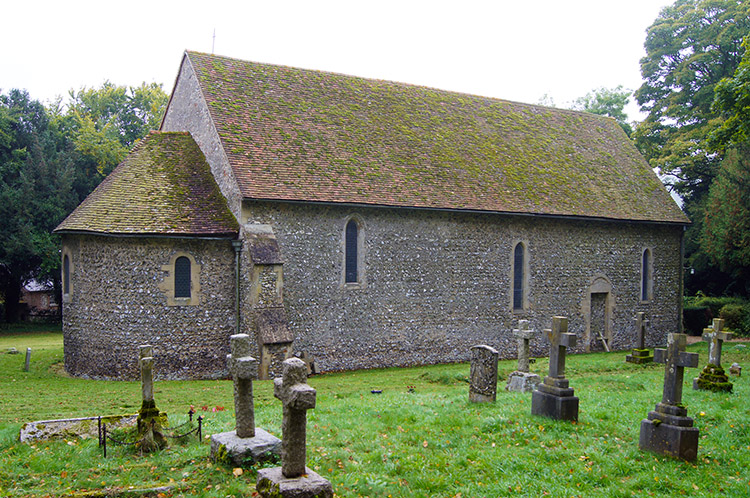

{"left": 61, "top": 247, "right": 74, "bottom": 304}
{"left": 159, "top": 252, "right": 201, "bottom": 306}
{"left": 342, "top": 215, "right": 365, "bottom": 289}
{"left": 511, "top": 241, "right": 529, "bottom": 311}
{"left": 641, "top": 247, "right": 653, "bottom": 302}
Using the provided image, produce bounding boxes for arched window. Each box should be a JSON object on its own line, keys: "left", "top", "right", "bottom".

{"left": 345, "top": 219, "right": 358, "bottom": 283}
{"left": 513, "top": 242, "right": 525, "bottom": 310}
{"left": 174, "top": 256, "right": 191, "bottom": 298}
{"left": 641, "top": 248, "right": 651, "bottom": 301}
{"left": 63, "top": 254, "right": 70, "bottom": 296}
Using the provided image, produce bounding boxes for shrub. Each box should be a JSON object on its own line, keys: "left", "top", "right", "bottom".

{"left": 683, "top": 306, "right": 712, "bottom": 336}
{"left": 693, "top": 296, "right": 744, "bottom": 318}
{"left": 719, "top": 303, "right": 750, "bottom": 338}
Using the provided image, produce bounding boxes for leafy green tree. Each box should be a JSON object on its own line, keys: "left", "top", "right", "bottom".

{"left": 571, "top": 86, "right": 633, "bottom": 136}
{"left": 53, "top": 82, "right": 168, "bottom": 177}
{"left": 711, "top": 38, "right": 750, "bottom": 151}
{"left": 0, "top": 90, "right": 77, "bottom": 321}
{"left": 634, "top": 0, "right": 750, "bottom": 202}
{"left": 701, "top": 144, "right": 750, "bottom": 294}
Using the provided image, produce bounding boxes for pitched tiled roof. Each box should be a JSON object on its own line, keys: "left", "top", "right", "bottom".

{"left": 55, "top": 132, "right": 239, "bottom": 237}
{"left": 185, "top": 51, "right": 688, "bottom": 224}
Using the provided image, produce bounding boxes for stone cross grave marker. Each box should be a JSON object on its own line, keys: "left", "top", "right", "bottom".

{"left": 703, "top": 318, "right": 732, "bottom": 368}
{"left": 506, "top": 320, "right": 541, "bottom": 393}
{"left": 514, "top": 320, "right": 535, "bottom": 373}
{"left": 469, "top": 345, "right": 499, "bottom": 403}
{"left": 275, "top": 357, "right": 317, "bottom": 478}
{"left": 546, "top": 316, "right": 575, "bottom": 380}
{"left": 257, "top": 358, "right": 332, "bottom": 498}
{"left": 228, "top": 334, "right": 258, "bottom": 438}
{"left": 210, "top": 334, "right": 281, "bottom": 467}
{"left": 136, "top": 345, "right": 165, "bottom": 451}
{"left": 531, "top": 316, "right": 579, "bottom": 421}
{"left": 639, "top": 333, "right": 700, "bottom": 461}
{"left": 693, "top": 318, "right": 734, "bottom": 392}
{"left": 626, "top": 312, "right": 654, "bottom": 364}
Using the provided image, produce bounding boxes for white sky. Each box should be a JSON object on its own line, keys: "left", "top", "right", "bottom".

{"left": 2, "top": 0, "right": 672, "bottom": 120}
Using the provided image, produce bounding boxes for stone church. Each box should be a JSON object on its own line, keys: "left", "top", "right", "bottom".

{"left": 55, "top": 51, "right": 689, "bottom": 380}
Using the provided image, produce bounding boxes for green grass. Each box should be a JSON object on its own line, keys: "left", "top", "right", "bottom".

{"left": 1, "top": 330, "right": 749, "bottom": 497}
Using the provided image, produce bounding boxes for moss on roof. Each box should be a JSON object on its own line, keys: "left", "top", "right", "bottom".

{"left": 55, "top": 132, "right": 239, "bottom": 237}
{"left": 186, "top": 51, "right": 688, "bottom": 224}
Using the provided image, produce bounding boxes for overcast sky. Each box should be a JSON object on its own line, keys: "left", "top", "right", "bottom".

{"left": 3, "top": 0, "right": 672, "bottom": 120}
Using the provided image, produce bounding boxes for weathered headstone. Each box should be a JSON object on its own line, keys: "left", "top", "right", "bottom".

{"left": 136, "top": 345, "right": 166, "bottom": 451}
{"left": 256, "top": 358, "right": 333, "bottom": 498}
{"left": 469, "top": 345, "right": 499, "bottom": 402}
{"left": 626, "top": 312, "right": 653, "bottom": 364}
{"left": 531, "top": 316, "right": 579, "bottom": 421}
{"left": 506, "top": 320, "right": 542, "bottom": 393}
{"left": 729, "top": 362, "right": 741, "bottom": 376}
{"left": 210, "top": 334, "right": 281, "bottom": 466}
{"left": 693, "top": 318, "right": 733, "bottom": 392}
{"left": 639, "top": 333, "right": 700, "bottom": 461}
{"left": 24, "top": 348, "right": 31, "bottom": 371}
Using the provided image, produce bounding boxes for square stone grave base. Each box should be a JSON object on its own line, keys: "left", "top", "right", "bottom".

{"left": 625, "top": 349, "right": 653, "bottom": 364}
{"left": 639, "top": 415, "right": 699, "bottom": 461}
{"left": 506, "top": 371, "right": 541, "bottom": 393}
{"left": 210, "top": 428, "right": 281, "bottom": 467}
{"left": 256, "top": 466, "right": 333, "bottom": 498}
{"left": 531, "top": 388, "right": 579, "bottom": 422}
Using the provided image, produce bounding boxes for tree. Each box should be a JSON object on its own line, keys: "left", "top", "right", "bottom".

{"left": 0, "top": 83, "right": 168, "bottom": 322}
{"left": 0, "top": 90, "right": 77, "bottom": 321}
{"left": 701, "top": 144, "right": 750, "bottom": 294}
{"left": 571, "top": 86, "right": 633, "bottom": 136}
{"left": 711, "top": 38, "right": 750, "bottom": 151}
{"left": 53, "top": 82, "right": 168, "bottom": 177}
{"left": 634, "top": 0, "right": 750, "bottom": 202}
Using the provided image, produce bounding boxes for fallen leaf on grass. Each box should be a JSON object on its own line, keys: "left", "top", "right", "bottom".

{"left": 422, "top": 440, "right": 428, "bottom": 448}
{"left": 233, "top": 468, "right": 243, "bottom": 477}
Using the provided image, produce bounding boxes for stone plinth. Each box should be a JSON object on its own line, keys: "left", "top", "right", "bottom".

{"left": 626, "top": 348, "right": 654, "bottom": 364}
{"left": 506, "top": 371, "right": 541, "bottom": 393}
{"left": 256, "top": 467, "right": 333, "bottom": 498}
{"left": 639, "top": 405, "right": 699, "bottom": 461}
{"left": 210, "top": 428, "right": 281, "bottom": 466}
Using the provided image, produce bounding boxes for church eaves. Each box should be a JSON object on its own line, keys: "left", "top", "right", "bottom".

{"left": 55, "top": 131, "right": 240, "bottom": 237}
{"left": 185, "top": 51, "right": 689, "bottom": 225}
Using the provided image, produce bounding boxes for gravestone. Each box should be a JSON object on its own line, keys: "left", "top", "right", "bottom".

{"left": 506, "top": 320, "right": 542, "bottom": 392}
{"left": 256, "top": 358, "right": 333, "bottom": 498}
{"left": 136, "top": 345, "right": 166, "bottom": 451}
{"left": 469, "top": 345, "right": 499, "bottom": 402}
{"left": 210, "top": 334, "right": 281, "bottom": 466}
{"left": 24, "top": 348, "right": 31, "bottom": 371}
{"left": 639, "top": 333, "right": 700, "bottom": 461}
{"left": 531, "top": 316, "right": 579, "bottom": 421}
{"left": 729, "top": 363, "right": 741, "bottom": 376}
{"left": 626, "top": 312, "right": 653, "bottom": 364}
{"left": 693, "top": 318, "right": 733, "bottom": 392}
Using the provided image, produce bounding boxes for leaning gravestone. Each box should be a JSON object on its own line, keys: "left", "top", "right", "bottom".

{"left": 256, "top": 358, "right": 333, "bottom": 498}
{"left": 210, "top": 334, "right": 281, "bottom": 466}
{"left": 531, "top": 316, "right": 579, "bottom": 421}
{"left": 469, "top": 345, "right": 499, "bottom": 402}
{"left": 639, "top": 333, "right": 700, "bottom": 461}
{"left": 506, "top": 320, "right": 541, "bottom": 393}
{"left": 626, "top": 312, "right": 654, "bottom": 364}
{"left": 136, "top": 345, "right": 166, "bottom": 451}
{"left": 693, "top": 318, "right": 733, "bottom": 392}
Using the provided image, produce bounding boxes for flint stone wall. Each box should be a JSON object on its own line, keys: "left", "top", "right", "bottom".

{"left": 62, "top": 235, "right": 236, "bottom": 380}
{"left": 242, "top": 200, "right": 683, "bottom": 372}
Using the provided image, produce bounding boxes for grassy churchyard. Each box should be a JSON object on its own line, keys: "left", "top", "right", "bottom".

{"left": 1, "top": 327, "right": 749, "bottom": 497}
